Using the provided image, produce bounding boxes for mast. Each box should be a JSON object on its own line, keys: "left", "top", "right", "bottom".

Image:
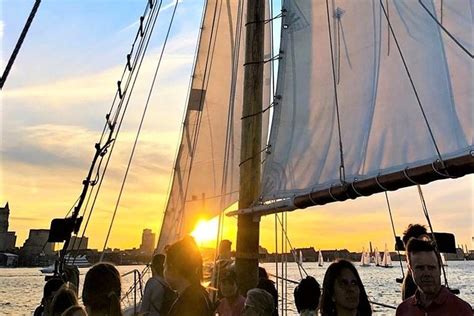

{"left": 235, "top": 0, "right": 265, "bottom": 295}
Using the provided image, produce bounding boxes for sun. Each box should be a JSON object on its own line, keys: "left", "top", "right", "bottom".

{"left": 191, "top": 218, "right": 219, "bottom": 246}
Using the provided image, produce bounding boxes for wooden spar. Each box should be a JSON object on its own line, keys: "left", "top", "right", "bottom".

{"left": 228, "top": 153, "right": 474, "bottom": 217}
{"left": 235, "top": 0, "right": 265, "bottom": 295}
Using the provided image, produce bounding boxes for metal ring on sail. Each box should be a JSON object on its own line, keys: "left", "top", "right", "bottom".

{"left": 351, "top": 179, "right": 364, "bottom": 197}
{"left": 403, "top": 168, "right": 420, "bottom": 186}
{"left": 430, "top": 160, "right": 451, "bottom": 178}
{"left": 375, "top": 173, "right": 389, "bottom": 191}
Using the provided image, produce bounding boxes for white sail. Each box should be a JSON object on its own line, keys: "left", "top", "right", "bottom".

{"left": 318, "top": 249, "right": 324, "bottom": 267}
{"left": 157, "top": 0, "right": 271, "bottom": 251}
{"left": 441, "top": 253, "right": 448, "bottom": 266}
{"left": 382, "top": 245, "right": 392, "bottom": 267}
{"left": 375, "top": 248, "right": 382, "bottom": 266}
{"left": 360, "top": 248, "right": 370, "bottom": 266}
{"left": 261, "top": 0, "right": 473, "bottom": 202}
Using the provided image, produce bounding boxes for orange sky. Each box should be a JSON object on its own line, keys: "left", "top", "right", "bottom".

{"left": 1, "top": 1, "right": 472, "bottom": 255}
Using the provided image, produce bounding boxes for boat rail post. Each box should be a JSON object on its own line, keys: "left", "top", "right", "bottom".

{"left": 235, "top": 0, "right": 265, "bottom": 296}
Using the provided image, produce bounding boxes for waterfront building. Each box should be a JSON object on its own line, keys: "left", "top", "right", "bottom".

{"left": 0, "top": 203, "right": 17, "bottom": 251}
{"left": 67, "top": 236, "right": 89, "bottom": 251}
{"left": 19, "top": 229, "right": 55, "bottom": 266}
{"left": 139, "top": 228, "right": 155, "bottom": 256}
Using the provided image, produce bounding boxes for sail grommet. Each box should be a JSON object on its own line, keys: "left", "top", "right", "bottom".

{"left": 431, "top": 160, "right": 451, "bottom": 178}
{"left": 328, "top": 185, "right": 339, "bottom": 202}
{"left": 403, "top": 168, "right": 419, "bottom": 185}
{"left": 375, "top": 173, "right": 389, "bottom": 191}
{"left": 308, "top": 189, "right": 317, "bottom": 204}
{"left": 351, "top": 179, "right": 363, "bottom": 197}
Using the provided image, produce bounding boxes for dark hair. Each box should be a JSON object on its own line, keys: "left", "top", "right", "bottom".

{"left": 294, "top": 276, "right": 321, "bottom": 313}
{"left": 258, "top": 266, "right": 269, "bottom": 279}
{"left": 62, "top": 305, "right": 87, "bottom": 316}
{"left": 406, "top": 238, "right": 440, "bottom": 266}
{"left": 320, "top": 260, "right": 372, "bottom": 316}
{"left": 50, "top": 284, "right": 78, "bottom": 315}
{"left": 43, "top": 278, "right": 65, "bottom": 300}
{"left": 165, "top": 236, "right": 202, "bottom": 285}
{"left": 402, "top": 224, "right": 428, "bottom": 246}
{"left": 151, "top": 253, "right": 165, "bottom": 276}
{"left": 257, "top": 278, "right": 278, "bottom": 314}
{"left": 82, "top": 262, "right": 122, "bottom": 316}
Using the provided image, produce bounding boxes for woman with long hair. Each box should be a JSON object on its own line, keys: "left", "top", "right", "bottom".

{"left": 320, "top": 259, "right": 372, "bottom": 316}
{"left": 82, "top": 262, "right": 122, "bottom": 316}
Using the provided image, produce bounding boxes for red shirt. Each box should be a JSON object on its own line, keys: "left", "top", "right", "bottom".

{"left": 216, "top": 295, "right": 245, "bottom": 316}
{"left": 396, "top": 286, "right": 472, "bottom": 316}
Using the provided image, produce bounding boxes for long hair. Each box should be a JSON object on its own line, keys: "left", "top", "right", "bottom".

{"left": 320, "top": 259, "right": 371, "bottom": 316}
{"left": 82, "top": 262, "right": 122, "bottom": 316}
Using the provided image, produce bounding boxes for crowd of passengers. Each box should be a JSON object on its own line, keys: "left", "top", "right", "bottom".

{"left": 34, "top": 224, "right": 472, "bottom": 316}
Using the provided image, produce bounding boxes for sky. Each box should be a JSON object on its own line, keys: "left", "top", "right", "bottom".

{"left": 1, "top": 0, "right": 472, "bottom": 254}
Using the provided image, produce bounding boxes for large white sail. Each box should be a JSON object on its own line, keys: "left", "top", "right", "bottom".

{"left": 157, "top": 0, "right": 271, "bottom": 251}
{"left": 261, "top": 0, "right": 473, "bottom": 203}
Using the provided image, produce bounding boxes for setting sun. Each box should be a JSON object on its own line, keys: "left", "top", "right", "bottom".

{"left": 191, "top": 218, "right": 219, "bottom": 246}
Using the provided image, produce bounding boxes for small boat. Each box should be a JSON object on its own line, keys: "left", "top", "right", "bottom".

{"left": 374, "top": 248, "right": 382, "bottom": 266}
{"left": 40, "top": 254, "right": 90, "bottom": 273}
{"left": 360, "top": 248, "right": 371, "bottom": 267}
{"left": 381, "top": 245, "right": 393, "bottom": 268}
{"left": 318, "top": 250, "right": 324, "bottom": 267}
{"left": 441, "top": 253, "right": 448, "bottom": 267}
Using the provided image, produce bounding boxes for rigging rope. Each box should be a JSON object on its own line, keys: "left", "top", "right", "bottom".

{"left": 70, "top": 0, "right": 163, "bottom": 259}
{"left": 416, "top": 185, "right": 449, "bottom": 288}
{"left": 384, "top": 192, "right": 405, "bottom": 278}
{"left": 325, "top": 0, "right": 346, "bottom": 184}
{"left": 100, "top": 0, "right": 180, "bottom": 260}
{"left": 276, "top": 213, "right": 308, "bottom": 277}
{"left": 380, "top": 0, "right": 448, "bottom": 171}
{"left": 418, "top": 0, "right": 473, "bottom": 59}
{"left": 0, "top": 0, "right": 41, "bottom": 89}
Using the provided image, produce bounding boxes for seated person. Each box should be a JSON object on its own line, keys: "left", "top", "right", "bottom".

{"left": 294, "top": 276, "right": 321, "bottom": 315}
{"left": 50, "top": 283, "right": 78, "bottom": 316}
{"left": 33, "top": 277, "right": 64, "bottom": 316}
{"left": 320, "top": 259, "right": 372, "bottom": 316}
{"left": 215, "top": 269, "right": 245, "bottom": 316}
{"left": 396, "top": 238, "right": 472, "bottom": 315}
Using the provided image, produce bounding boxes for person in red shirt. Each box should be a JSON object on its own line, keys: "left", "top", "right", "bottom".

{"left": 396, "top": 238, "right": 472, "bottom": 316}
{"left": 215, "top": 269, "right": 245, "bottom": 316}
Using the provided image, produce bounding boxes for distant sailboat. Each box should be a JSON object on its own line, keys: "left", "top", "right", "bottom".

{"left": 381, "top": 245, "right": 393, "bottom": 268}
{"left": 318, "top": 250, "right": 324, "bottom": 267}
{"left": 360, "top": 248, "right": 371, "bottom": 267}
{"left": 374, "top": 248, "right": 382, "bottom": 266}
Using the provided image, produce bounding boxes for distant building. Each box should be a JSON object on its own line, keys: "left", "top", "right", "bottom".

{"left": 0, "top": 203, "right": 17, "bottom": 251}
{"left": 19, "top": 229, "right": 55, "bottom": 266}
{"left": 67, "top": 236, "right": 89, "bottom": 251}
{"left": 140, "top": 229, "right": 156, "bottom": 255}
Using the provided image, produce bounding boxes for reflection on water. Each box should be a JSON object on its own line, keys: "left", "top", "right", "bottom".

{"left": 0, "top": 261, "right": 472, "bottom": 315}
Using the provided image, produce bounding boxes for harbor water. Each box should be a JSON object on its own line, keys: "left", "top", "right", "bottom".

{"left": 0, "top": 261, "right": 472, "bottom": 315}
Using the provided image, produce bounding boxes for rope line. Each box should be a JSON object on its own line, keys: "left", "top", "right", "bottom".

{"left": 416, "top": 185, "right": 449, "bottom": 288}
{"left": 0, "top": 0, "right": 41, "bottom": 89}
{"left": 241, "top": 101, "right": 275, "bottom": 120}
{"left": 380, "top": 0, "right": 448, "bottom": 170}
{"left": 418, "top": 0, "right": 473, "bottom": 59}
{"left": 100, "top": 0, "right": 179, "bottom": 260}
{"left": 325, "top": 0, "right": 346, "bottom": 184}
{"left": 384, "top": 192, "right": 405, "bottom": 278}
{"left": 276, "top": 213, "right": 308, "bottom": 277}
{"left": 239, "top": 145, "right": 271, "bottom": 166}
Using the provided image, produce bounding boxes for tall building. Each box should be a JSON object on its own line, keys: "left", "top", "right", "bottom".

{"left": 0, "top": 203, "right": 17, "bottom": 251}
{"left": 140, "top": 229, "right": 156, "bottom": 255}
{"left": 67, "top": 236, "right": 89, "bottom": 251}
{"left": 19, "top": 229, "right": 55, "bottom": 266}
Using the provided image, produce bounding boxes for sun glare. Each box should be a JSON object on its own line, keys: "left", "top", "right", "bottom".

{"left": 191, "top": 218, "right": 219, "bottom": 246}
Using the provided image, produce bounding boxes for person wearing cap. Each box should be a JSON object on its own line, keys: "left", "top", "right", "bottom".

{"left": 243, "top": 288, "right": 275, "bottom": 316}
{"left": 215, "top": 269, "right": 245, "bottom": 316}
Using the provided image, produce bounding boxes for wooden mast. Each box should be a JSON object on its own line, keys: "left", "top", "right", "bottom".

{"left": 235, "top": 0, "right": 265, "bottom": 295}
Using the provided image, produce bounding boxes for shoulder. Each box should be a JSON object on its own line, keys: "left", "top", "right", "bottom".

{"left": 446, "top": 291, "right": 473, "bottom": 313}
{"left": 396, "top": 296, "right": 415, "bottom": 315}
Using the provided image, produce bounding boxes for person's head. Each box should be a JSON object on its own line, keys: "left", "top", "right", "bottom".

{"left": 406, "top": 238, "right": 441, "bottom": 296}
{"left": 164, "top": 236, "right": 202, "bottom": 289}
{"left": 258, "top": 267, "right": 269, "bottom": 279}
{"left": 82, "top": 262, "right": 122, "bottom": 316}
{"left": 218, "top": 240, "right": 232, "bottom": 259}
{"left": 243, "top": 288, "right": 274, "bottom": 316}
{"left": 42, "top": 278, "right": 65, "bottom": 312}
{"left": 61, "top": 305, "right": 87, "bottom": 316}
{"left": 402, "top": 224, "right": 430, "bottom": 247}
{"left": 320, "top": 259, "right": 371, "bottom": 316}
{"left": 219, "top": 269, "right": 239, "bottom": 298}
{"left": 50, "top": 284, "right": 78, "bottom": 316}
{"left": 151, "top": 253, "right": 165, "bottom": 277}
{"left": 294, "top": 276, "right": 321, "bottom": 313}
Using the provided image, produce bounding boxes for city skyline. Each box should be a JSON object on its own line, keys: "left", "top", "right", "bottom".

{"left": 2, "top": 1, "right": 472, "bottom": 253}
